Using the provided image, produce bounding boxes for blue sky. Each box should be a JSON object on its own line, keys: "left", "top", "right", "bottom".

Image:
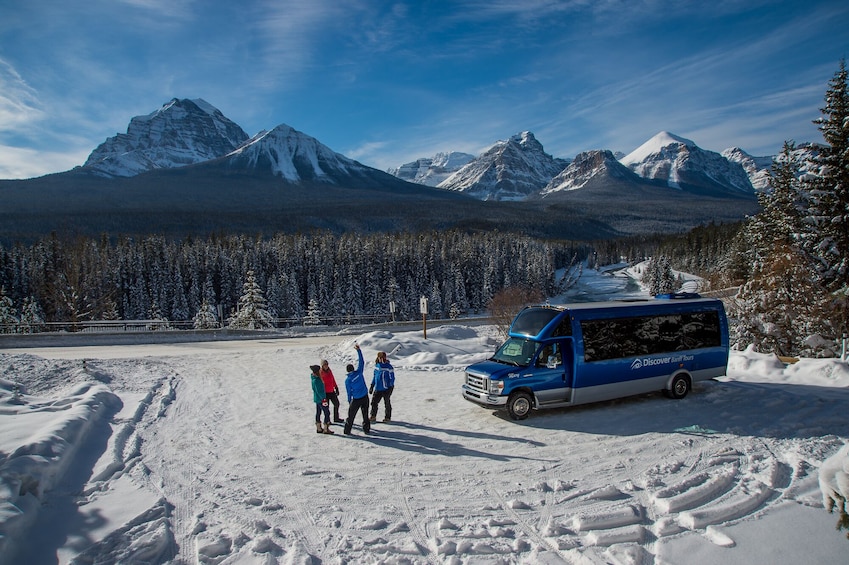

{"left": 1, "top": 0, "right": 847, "bottom": 179}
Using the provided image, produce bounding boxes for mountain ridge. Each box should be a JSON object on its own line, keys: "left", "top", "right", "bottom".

{"left": 0, "top": 98, "right": 773, "bottom": 242}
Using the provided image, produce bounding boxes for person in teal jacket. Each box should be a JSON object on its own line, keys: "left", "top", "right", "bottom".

{"left": 311, "top": 365, "right": 333, "bottom": 434}
{"left": 369, "top": 350, "right": 395, "bottom": 422}
{"left": 343, "top": 344, "right": 371, "bottom": 435}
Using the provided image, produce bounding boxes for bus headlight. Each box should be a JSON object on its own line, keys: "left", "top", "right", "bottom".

{"left": 489, "top": 380, "right": 504, "bottom": 394}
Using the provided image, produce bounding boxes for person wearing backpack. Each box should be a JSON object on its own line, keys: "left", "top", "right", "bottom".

{"left": 369, "top": 350, "right": 395, "bottom": 422}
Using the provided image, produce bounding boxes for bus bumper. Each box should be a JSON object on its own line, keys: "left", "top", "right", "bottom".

{"left": 462, "top": 385, "right": 508, "bottom": 407}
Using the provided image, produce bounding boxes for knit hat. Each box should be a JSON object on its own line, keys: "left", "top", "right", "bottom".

{"left": 310, "top": 365, "right": 321, "bottom": 374}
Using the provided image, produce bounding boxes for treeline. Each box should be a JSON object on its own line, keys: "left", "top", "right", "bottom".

{"left": 592, "top": 221, "right": 745, "bottom": 287}
{"left": 0, "top": 230, "right": 585, "bottom": 325}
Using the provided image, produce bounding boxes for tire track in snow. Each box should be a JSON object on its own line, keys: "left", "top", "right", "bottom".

{"left": 395, "top": 461, "right": 440, "bottom": 563}
{"left": 492, "top": 489, "right": 574, "bottom": 564}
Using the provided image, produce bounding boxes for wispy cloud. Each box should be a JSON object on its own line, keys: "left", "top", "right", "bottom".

{"left": 0, "top": 145, "right": 89, "bottom": 180}
{"left": 0, "top": 59, "right": 44, "bottom": 136}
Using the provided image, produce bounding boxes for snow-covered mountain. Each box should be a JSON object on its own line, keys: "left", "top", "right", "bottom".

{"left": 388, "top": 152, "right": 475, "bottom": 186}
{"left": 721, "top": 147, "right": 773, "bottom": 191}
{"left": 540, "top": 149, "right": 638, "bottom": 196}
{"left": 436, "top": 132, "right": 569, "bottom": 201}
{"left": 223, "top": 124, "right": 375, "bottom": 183}
{"left": 82, "top": 98, "right": 249, "bottom": 178}
{"left": 620, "top": 131, "right": 754, "bottom": 195}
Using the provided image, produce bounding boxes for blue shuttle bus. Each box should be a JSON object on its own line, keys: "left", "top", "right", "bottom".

{"left": 462, "top": 295, "right": 729, "bottom": 420}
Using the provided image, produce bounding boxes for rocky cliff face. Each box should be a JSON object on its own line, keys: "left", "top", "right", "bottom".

{"left": 388, "top": 152, "right": 475, "bottom": 186}
{"left": 620, "top": 131, "right": 754, "bottom": 195}
{"left": 540, "top": 149, "right": 638, "bottom": 195}
{"left": 436, "top": 131, "right": 569, "bottom": 201}
{"left": 82, "top": 98, "right": 249, "bottom": 177}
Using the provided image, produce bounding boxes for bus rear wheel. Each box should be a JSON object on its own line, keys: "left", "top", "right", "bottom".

{"left": 507, "top": 392, "right": 533, "bottom": 420}
{"left": 666, "top": 374, "right": 690, "bottom": 399}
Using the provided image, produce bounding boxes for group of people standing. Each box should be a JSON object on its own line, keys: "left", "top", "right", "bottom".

{"left": 309, "top": 343, "right": 395, "bottom": 436}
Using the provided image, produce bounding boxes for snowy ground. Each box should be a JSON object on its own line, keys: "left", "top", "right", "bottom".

{"left": 1, "top": 268, "right": 848, "bottom": 564}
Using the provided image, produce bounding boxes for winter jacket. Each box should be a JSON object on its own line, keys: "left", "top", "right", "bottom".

{"left": 311, "top": 374, "right": 326, "bottom": 403}
{"left": 345, "top": 348, "right": 368, "bottom": 402}
{"left": 371, "top": 362, "right": 395, "bottom": 392}
{"left": 320, "top": 368, "right": 338, "bottom": 393}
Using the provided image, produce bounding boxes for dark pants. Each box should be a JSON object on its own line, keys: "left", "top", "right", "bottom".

{"left": 326, "top": 391, "right": 341, "bottom": 420}
{"left": 370, "top": 386, "right": 393, "bottom": 420}
{"left": 315, "top": 401, "right": 330, "bottom": 424}
{"left": 345, "top": 395, "right": 370, "bottom": 434}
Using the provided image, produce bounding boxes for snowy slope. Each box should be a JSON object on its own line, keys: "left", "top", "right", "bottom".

{"left": 721, "top": 147, "right": 773, "bottom": 191}
{"left": 540, "top": 149, "right": 638, "bottom": 195}
{"left": 82, "top": 98, "right": 249, "bottom": 177}
{"left": 223, "top": 124, "right": 370, "bottom": 182}
{"left": 621, "top": 131, "right": 754, "bottom": 194}
{"left": 388, "top": 151, "right": 475, "bottom": 186}
{"left": 437, "top": 131, "right": 569, "bottom": 200}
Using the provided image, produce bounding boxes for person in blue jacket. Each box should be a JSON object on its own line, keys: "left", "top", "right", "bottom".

{"left": 369, "top": 350, "right": 395, "bottom": 422}
{"left": 343, "top": 344, "right": 371, "bottom": 435}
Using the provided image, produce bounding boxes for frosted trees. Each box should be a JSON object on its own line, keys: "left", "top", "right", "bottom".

{"left": 228, "top": 270, "right": 273, "bottom": 329}
{"left": 642, "top": 256, "right": 676, "bottom": 296}
{"left": 193, "top": 299, "right": 219, "bottom": 329}
{"left": 18, "top": 297, "right": 46, "bottom": 333}
{"left": 807, "top": 59, "right": 849, "bottom": 291}
{"left": 0, "top": 288, "right": 18, "bottom": 334}
{"left": 731, "top": 60, "right": 849, "bottom": 355}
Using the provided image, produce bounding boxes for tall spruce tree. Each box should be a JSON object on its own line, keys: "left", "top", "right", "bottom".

{"left": 229, "top": 270, "right": 273, "bottom": 329}
{"left": 807, "top": 59, "right": 849, "bottom": 290}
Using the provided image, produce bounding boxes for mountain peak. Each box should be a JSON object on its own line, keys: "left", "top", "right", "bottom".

{"left": 620, "top": 131, "right": 695, "bottom": 166}
{"left": 620, "top": 132, "right": 753, "bottom": 194}
{"left": 437, "top": 131, "right": 569, "bottom": 200}
{"left": 82, "top": 98, "right": 249, "bottom": 177}
{"left": 224, "top": 123, "right": 368, "bottom": 183}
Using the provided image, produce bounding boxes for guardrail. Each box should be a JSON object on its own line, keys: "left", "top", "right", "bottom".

{"left": 0, "top": 314, "right": 397, "bottom": 334}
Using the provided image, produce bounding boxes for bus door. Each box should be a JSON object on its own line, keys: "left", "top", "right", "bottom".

{"left": 532, "top": 339, "right": 573, "bottom": 406}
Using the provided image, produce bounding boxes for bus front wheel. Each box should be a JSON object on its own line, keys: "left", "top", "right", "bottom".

{"left": 507, "top": 392, "right": 533, "bottom": 420}
{"left": 666, "top": 375, "right": 690, "bottom": 399}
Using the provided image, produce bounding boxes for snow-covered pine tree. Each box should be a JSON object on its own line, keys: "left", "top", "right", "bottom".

{"left": 18, "top": 297, "right": 46, "bottom": 334}
{"left": 806, "top": 59, "right": 849, "bottom": 291}
{"left": 193, "top": 298, "right": 219, "bottom": 329}
{"left": 0, "top": 287, "right": 19, "bottom": 334}
{"left": 304, "top": 298, "right": 322, "bottom": 326}
{"left": 730, "top": 245, "right": 833, "bottom": 357}
{"left": 147, "top": 304, "right": 172, "bottom": 331}
{"left": 228, "top": 270, "right": 273, "bottom": 329}
{"left": 642, "top": 256, "right": 676, "bottom": 295}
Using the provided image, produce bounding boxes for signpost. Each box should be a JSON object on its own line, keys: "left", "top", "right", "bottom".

{"left": 419, "top": 296, "right": 428, "bottom": 339}
{"left": 389, "top": 300, "right": 396, "bottom": 323}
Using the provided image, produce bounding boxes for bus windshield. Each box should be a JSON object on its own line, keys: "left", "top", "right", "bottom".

{"left": 490, "top": 337, "right": 537, "bottom": 366}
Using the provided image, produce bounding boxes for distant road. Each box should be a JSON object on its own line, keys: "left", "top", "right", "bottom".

{"left": 0, "top": 317, "right": 493, "bottom": 356}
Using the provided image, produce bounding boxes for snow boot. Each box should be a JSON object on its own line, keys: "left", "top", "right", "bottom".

{"left": 315, "top": 422, "right": 323, "bottom": 434}
{"left": 323, "top": 422, "right": 335, "bottom": 434}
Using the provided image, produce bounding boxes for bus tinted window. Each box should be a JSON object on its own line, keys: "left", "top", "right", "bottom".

{"left": 581, "top": 311, "right": 721, "bottom": 362}
{"left": 511, "top": 308, "right": 562, "bottom": 336}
